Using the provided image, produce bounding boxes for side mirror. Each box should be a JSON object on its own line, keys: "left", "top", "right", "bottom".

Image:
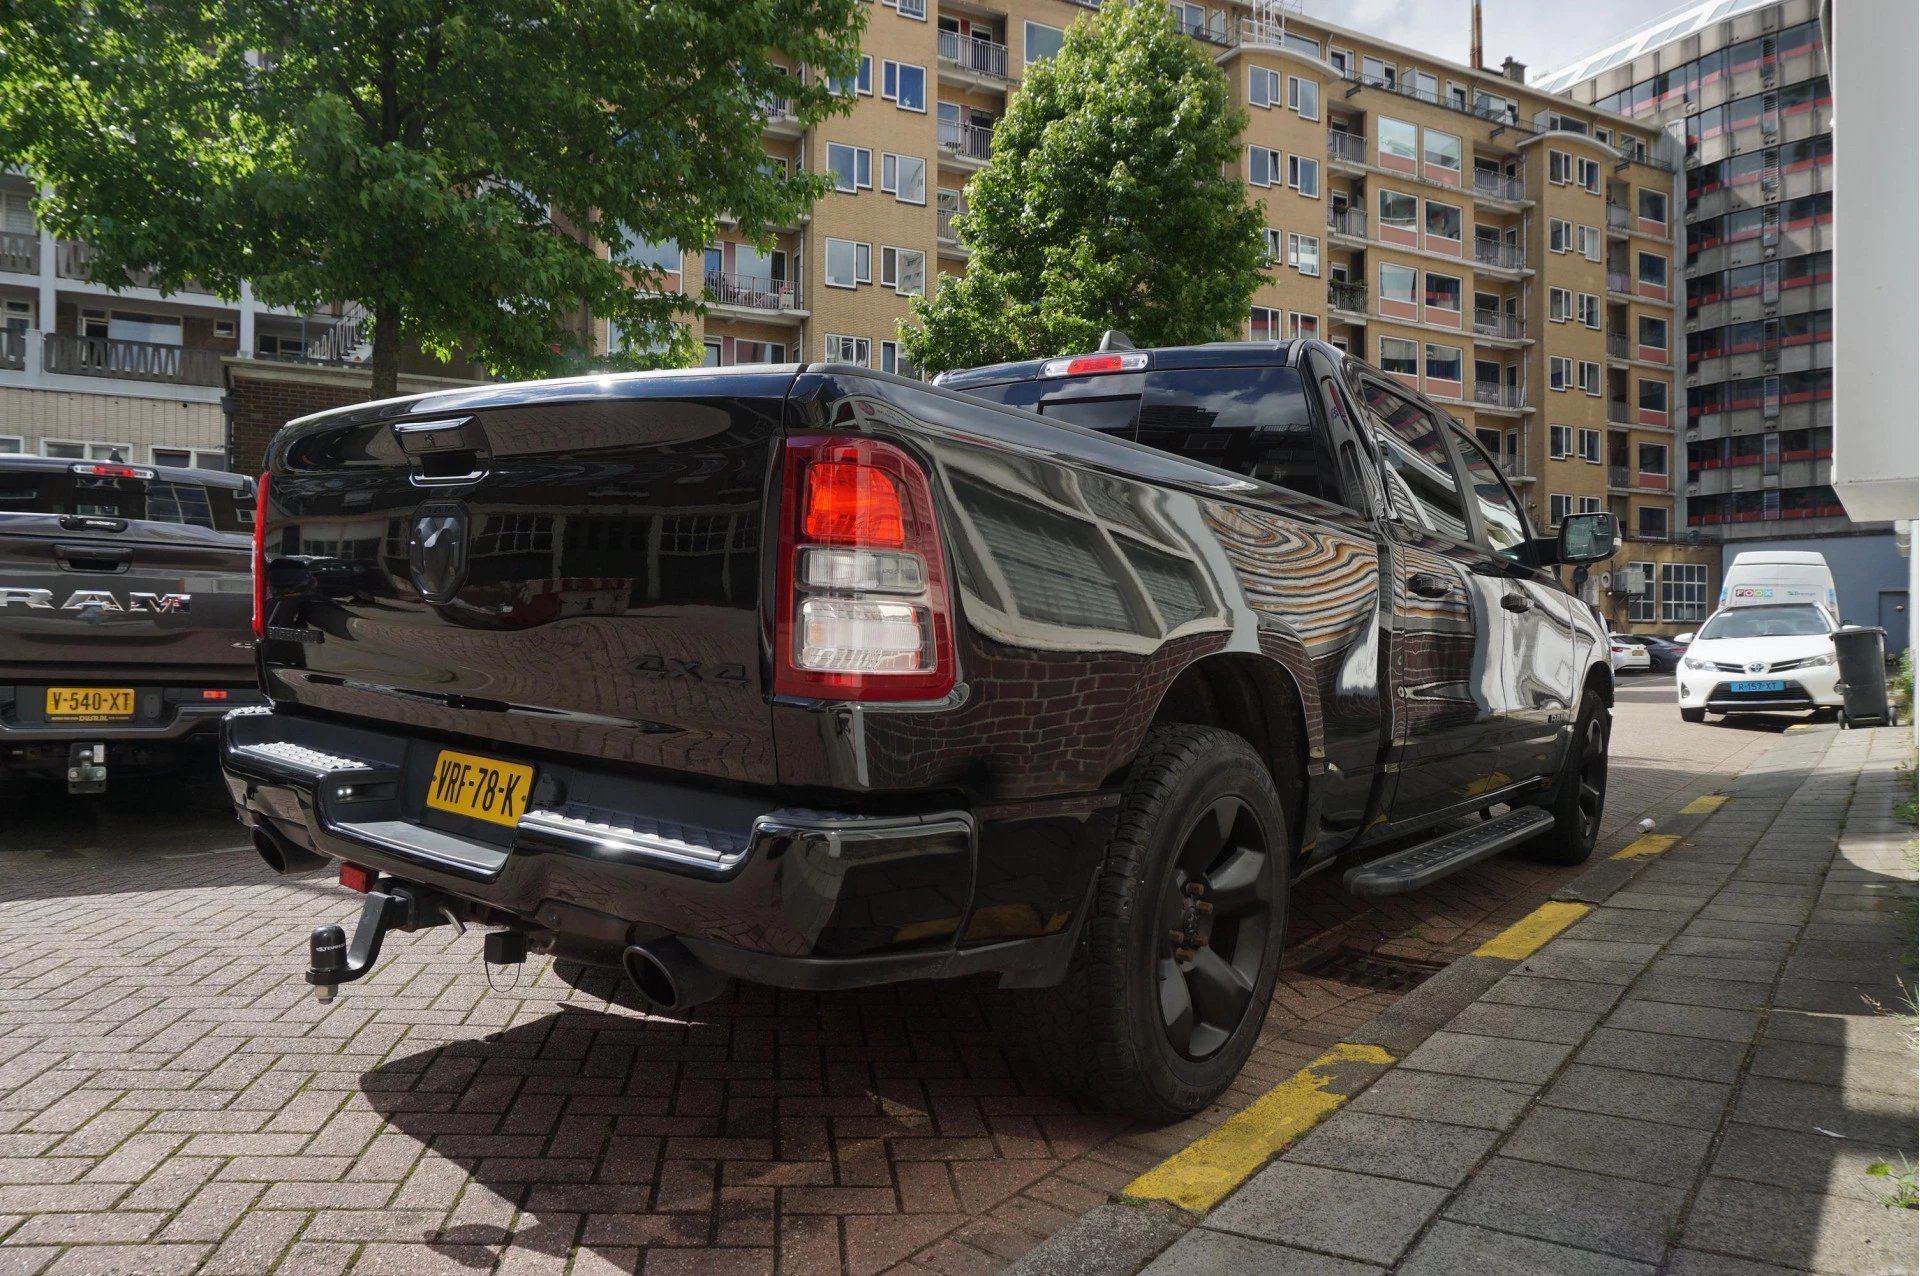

{"left": 1674, "top": 632, "right": 1696, "bottom": 644}
{"left": 1556, "top": 512, "right": 1618, "bottom": 565}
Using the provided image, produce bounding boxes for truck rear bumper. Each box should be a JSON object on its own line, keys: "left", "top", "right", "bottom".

{"left": 221, "top": 707, "right": 1094, "bottom": 992}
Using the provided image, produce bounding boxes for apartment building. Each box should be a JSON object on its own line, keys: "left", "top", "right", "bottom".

{"left": 0, "top": 172, "right": 366, "bottom": 470}
{"left": 619, "top": 0, "right": 1711, "bottom": 632}
{"left": 1541, "top": 0, "right": 1898, "bottom": 630}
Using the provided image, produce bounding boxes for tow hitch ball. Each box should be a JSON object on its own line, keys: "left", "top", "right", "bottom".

{"left": 307, "top": 888, "right": 417, "bottom": 1004}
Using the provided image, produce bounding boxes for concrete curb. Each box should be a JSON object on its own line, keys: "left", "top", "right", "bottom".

{"left": 1007, "top": 771, "right": 1747, "bottom": 1276}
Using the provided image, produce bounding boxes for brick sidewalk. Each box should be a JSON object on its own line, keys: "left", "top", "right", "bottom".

{"left": 0, "top": 685, "right": 1782, "bottom": 1275}
{"left": 1141, "top": 723, "right": 1920, "bottom": 1275}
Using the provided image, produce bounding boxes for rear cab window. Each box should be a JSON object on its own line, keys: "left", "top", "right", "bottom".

{"left": 957, "top": 364, "right": 1352, "bottom": 510}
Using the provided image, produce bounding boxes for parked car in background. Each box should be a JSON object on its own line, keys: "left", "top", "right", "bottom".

{"left": 224, "top": 338, "right": 1620, "bottom": 1120}
{"left": 1609, "top": 634, "right": 1651, "bottom": 675}
{"left": 1675, "top": 603, "right": 1841, "bottom": 723}
{"left": 1, "top": 456, "right": 263, "bottom": 791}
{"left": 1633, "top": 634, "right": 1688, "bottom": 674}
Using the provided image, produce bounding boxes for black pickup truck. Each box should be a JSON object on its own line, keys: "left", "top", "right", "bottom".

{"left": 224, "top": 338, "right": 1617, "bottom": 1118}
{"left": 1, "top": 456, "right": 262, "bottom": 792}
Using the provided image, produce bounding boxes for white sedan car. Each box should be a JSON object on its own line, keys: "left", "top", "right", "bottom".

{"left": 1609, "top": 634, "right": 1651, "bottom": 675}
{"left": 1674, "top": 603, "right": 1841, "bottom": 724}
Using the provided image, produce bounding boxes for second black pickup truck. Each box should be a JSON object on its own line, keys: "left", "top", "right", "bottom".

{"left": 224, "top": 338, "right": 1618, "bottom": 1118}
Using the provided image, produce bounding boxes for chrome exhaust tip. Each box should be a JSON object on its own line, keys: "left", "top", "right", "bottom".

{"left": 621, "top": 938, "right": 726, "bottom": 1011}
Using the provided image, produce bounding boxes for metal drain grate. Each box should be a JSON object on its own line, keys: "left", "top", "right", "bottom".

{"left": 1307, "top": 950, "right": 1447, "bottom": 993}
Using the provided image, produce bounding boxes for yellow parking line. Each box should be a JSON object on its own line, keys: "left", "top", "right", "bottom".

{"left": 1123, "top": 1042, "right": 1394, "bottom": 1213}
{"left": 1679, "top": 794, "right": 1729, "bottom": 816}
{"left": 1612, "top": 833, "right": 1681, "bottom": 861}
{"left": 1472, "top": 900, "right": 1591, "bottom": 960}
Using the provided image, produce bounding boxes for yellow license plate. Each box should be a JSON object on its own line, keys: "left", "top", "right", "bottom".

{"left": 46, "top": 687, "right": 135, "bottom": 720}
{"left": 424, "top": 749, "right": 535, "bottom": 828}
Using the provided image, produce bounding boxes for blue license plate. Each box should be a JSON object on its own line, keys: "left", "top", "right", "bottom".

{"left": 1730, "top": 680, "right": 1786, "bottom": 693}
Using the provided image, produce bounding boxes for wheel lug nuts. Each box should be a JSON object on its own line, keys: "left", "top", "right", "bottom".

{"left": 1174, "top": 947, "right": 1196, "bottom": 962}
{"left": 1185, "top": 881, "right": 1205, "bottom": 897}
{"left": 1193, "top": 900, "right": 1213, "bottom": 915}
{"left": 1168, "top": 929, "right": 1187, "bottom": 946}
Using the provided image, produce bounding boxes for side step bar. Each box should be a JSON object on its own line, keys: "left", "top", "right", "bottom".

{"left": 1343, "top": 806, "right": 1558, "bottom": 898}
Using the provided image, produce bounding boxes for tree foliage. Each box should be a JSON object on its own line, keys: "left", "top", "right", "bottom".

{"left": 0, "top": 0, "right": 865, "bottom": 395}
{"left": 901, "top": 1, "right": 1266, "bottom": 374}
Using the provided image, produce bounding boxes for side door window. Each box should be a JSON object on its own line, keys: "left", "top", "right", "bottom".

{"left": 1449, "top": 426, "right": 1530, "bottom": 559}
{"left": 1351, "top": 378, "right": 1472, "bottom": 543}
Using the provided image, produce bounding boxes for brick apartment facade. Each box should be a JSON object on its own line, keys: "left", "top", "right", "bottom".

{"left": 610, "top": 0, "right": 1715, "bottom": 634}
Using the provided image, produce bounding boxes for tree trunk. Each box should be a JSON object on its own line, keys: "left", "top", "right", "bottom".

{"left": 370, "top": 302, "right": 402, "bottom": 400}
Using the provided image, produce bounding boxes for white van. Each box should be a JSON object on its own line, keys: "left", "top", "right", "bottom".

{"left": 1718, "top": 551, "right": 1839, "bottom": 626}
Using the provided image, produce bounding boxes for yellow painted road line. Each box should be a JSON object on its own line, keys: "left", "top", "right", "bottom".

{"left": 1472, "top": 900, "right": 1591, "bottom": 960}
{"left": 1123, "top": 1042, "right": 1394, "bottom": 1213}
{"left": 1680, "top": 794, "right": 1729, "bottom": 816}
{"left": 1612, "top": 833, "right": 1681, "bottom": 861}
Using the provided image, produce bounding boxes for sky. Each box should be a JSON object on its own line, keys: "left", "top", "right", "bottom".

{"left": 1301, "top": 0, "right": 1686, "bottom": 85}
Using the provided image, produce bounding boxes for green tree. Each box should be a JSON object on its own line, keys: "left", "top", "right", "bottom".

{"left": 901, "top": 1, "right": 1265, "bottom": 374}
{"left": 0, "top": 0, "right": 864, "bottom": 396}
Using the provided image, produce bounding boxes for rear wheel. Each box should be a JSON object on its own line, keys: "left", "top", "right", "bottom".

{"left": 1528, "top": 690, "right": 1610, "bottom": 866}
{"left": 1680, "top": 707, "right": 1706, "bottom": 724}
{"left": 1027, "top": 724, "right": 1290, "bottom": 1122}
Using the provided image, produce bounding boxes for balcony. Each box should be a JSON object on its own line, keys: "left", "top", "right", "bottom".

{"left": 1605, "top": 270, "right": 1632, "bottom": 296}
{"left": 1607, "top": 332, "right": 1628, "bottom": 360}
{"left": 937, "top": 121, "right": 993, "bottom": 168}
{"left": 53, "top": 240, "right": 212, "bottom": 294}
{"left": 1326, "top": 207, "right": 1366, "bottom": 240}
{"left": 937, "top": 208, "right": 960, "bottom": 242}
{"left": 1471, "top": 240, "right": 1525, "bottom": 272}
{"left": 1494, "top": 454, "right": 1533, "bottom": 482}
{"left": 937, "top": 31, "right": 1010, "bottom": 85}
{"left": 761, "top": 94, "right": 804, "bottom": 139}
{"left": 1473, "top": 381, "right": 1525, "bottom": 410}
{"left": 1328, "top": 281, "right": 1369, "bottom": 318}
{"left": 704, "top": 271, "right": 803, "bottom": 320}
{"left": 0, "top": 231, "right": 37, "bottom": 275}
{"left": 1607, "top": 399, "right": 1634, "bottom": 425}
{"left": 40, "top": 332, "right": 223, "bottom": 386}
{"left": 0, "top": 328, "right": 23, "bottom": 371}
{"left": 1327, "top": 133, "right": 1368, "bottom": 167}
{"left": 1472, "top": 309, "right": 1523, "bottom": 341}
{"left": 1606, "top": 202, "right": 1632, "bottom": 235}
{"left": 1470, "top": 170, "right": 1526, "bottom": 204}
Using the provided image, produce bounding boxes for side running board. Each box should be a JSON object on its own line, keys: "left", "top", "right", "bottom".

{"left": 1343, "top": 806, "right": 1558, "bottom": 898}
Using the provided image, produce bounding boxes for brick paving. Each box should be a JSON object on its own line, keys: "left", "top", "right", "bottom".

{"left": 0, "top": 682, "right": 1783, "bottom": 1274}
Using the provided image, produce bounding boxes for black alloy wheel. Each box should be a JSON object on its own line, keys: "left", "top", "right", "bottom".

{"left": 1155, "top": 795, "right": 1274, "bottom": 1061}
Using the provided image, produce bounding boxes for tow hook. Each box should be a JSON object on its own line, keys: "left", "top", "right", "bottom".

{"left": 307, "top": 887, "right": 428, "bottom": 1003}
{"left": 67, "top": 743, "right": 107, "bottom": 794}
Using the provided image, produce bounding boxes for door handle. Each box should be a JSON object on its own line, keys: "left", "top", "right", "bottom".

{"left": 1501, "top": 593, "right": 1534, "bottom": 614}
{"left": 55, "top": 543, "right": 132, "bottom": 573}
{"left": 1408, "top": 571, "right": 1455, "bottom": 599}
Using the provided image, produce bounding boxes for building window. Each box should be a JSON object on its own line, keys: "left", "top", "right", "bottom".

{"left": 824, "top": 334, "right": 871, "bottom": 366}
{"left": 880, "top": 246, "right": 926, "bottom": 296}
{"left": 893, "top": 0, "right": 927, "bottom": 18}
{"left": 1380, "top": 262, "right": 1417, "bottom": 306}
{"left": 1549, "top": 219, "right": 1570, "bottom": 253}
{"left": 151, "top": 447, "right": 226, "bottom": 471}
{"left": 1261, "top": 227, "right": 1284, "bottom": 262}
{"left": 1024, "top": 21, "right": 1064, "bottom": 63}
{"left": 880, "top": 153, "right": 927, "bottom": 204}
{"left": 1286, "top": 233, "right": 1319, "bottom": 276}
{"left": 1579, "top": 496, "right": 1603, "bottom": 514}
{"left": 1548, "top": 150, "right": 1572, "bottom": 184}
{"left": 1639, "top": 378, "right": 1669, "bottom": 415}
{"left": 1288, "top": 76, "right": 1319, "bottom": 120}
{"left": 1379, "top": 188, "right": 1417, "bottom": 233}
{"left": 1626, "top": 560, "right": 1657, "bottom": 622}
{"left": 1638, "top": 188, "right": 1667, "bottom": 225}
{"left": 1425, "top": 343, "right": 1463, "bottom": 384}
{"left": 1249, "top": 67, "right": 1280, "bottom": 107}
{"left": 1378, "top": 117, "right": 1417, "bottom": 164}
{"left": 1424, "top": 129, "right": 1462, "bottom": 174}
{"left": 1549, "top": 493, "right": 1572, "bottom": 526}
{"left": 1288, "top": 313, "right": 1320, "bottom": 339}
{"left": 42, "top": 441, "right": 132, "bottom": 462}
{"left": 831, "top": 54, "right": 874, "bottom": 96}
{"left": 1549, "top": 425, "right": 1573, "bottom": 458}
{"left": 826, "top": 143, "right": 872, "bottom": 193}
{"left": 1362, "top": 56, "right": 1396, "bottom": 89}
{"left": 1287, "top": 155, "right": 1319, "bottom": 197}
{"left": 1424, "top": 272, "right": 1462, "bottom": 313}
{"left": 1248, "top": 145, "right": 1281, "bottom": 187}
{"left": 1638, "top": 315, "right": 1669, "bottom": 352}
{"left": 1639, "top": 442, "right": 1669, "bottom": 476}
{"left": 1579, "top": 225, "right": 1601, "bottom": 260}
{"left": 1576, "top": 157, "right": 1601, "bottom": 192}
{"left": 881, "top": 61, "right": 926, "bottom": 111}
{"left": 1579, "top": 361, "right": 1602, "bottom": 394}
{"left": 879, "top": 340, "right": 917, "bottom": 378}
{"left": 1549, "top": 357, "right": 1572, "bottom": 391}
{"left": 1661, "top": 562, "right": 1707, "bottom": 622}
{"left": 1251, "top": 306, "right": 1282, "bottom": 341}
{"left": 1578, "top": 427, "right": 1601, "bottom": 463}
{"left": 1378, "top": 336, "right": 1418, "bottom": 377}
{"left": 702, "top": 341, "right": 722, "bottom": 367}
{"left": 1578, "top": 293, "right": 1600, "bottom": 328}
{"left": 1548, "top": 287, "right": 1571, "bottom": 322}
{"left": 824, "top": 238, "right": 871, "bottom": 288}
{"left": 1638, "top": 251, "right": 1669, "bottom": 288}
{"left": 1424, "top": 200, "right": 1462, "bottom": 242}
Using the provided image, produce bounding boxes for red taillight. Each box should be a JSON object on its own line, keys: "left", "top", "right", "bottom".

{"left": 200, "top": 689, "right": 229, "bottom": 701}
{"left": 774, "top": 437, "right": 956, "bottom": 703}
{"left": 339, "top": 864, "right": 376, "bottom": 893}
{"left": 250, "top": 472, "right": 270, "bottom": 640}
{"left": 69, "top": 462, "right": 154, "bottom": 480}
{"left": 1066, "top": 354, "right": 1128, "bottom": 375}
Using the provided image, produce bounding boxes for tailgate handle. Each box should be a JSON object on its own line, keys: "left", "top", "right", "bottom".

{"left": 55, "top": 543, "right": 132, "bottom": 574}
{"left": 394, "top": 416, "right": 490, "bottom": 487}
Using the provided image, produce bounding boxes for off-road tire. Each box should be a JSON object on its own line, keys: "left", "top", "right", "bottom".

{"left": 1025, "top": 724, "right": 1291, "bottom": 1122}
{"left": 1527, "top": 689, "right": 1611, "bottom": 865}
